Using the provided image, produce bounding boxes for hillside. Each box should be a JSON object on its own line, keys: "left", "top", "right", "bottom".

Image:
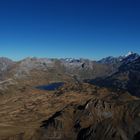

{"left": 0, "top": 53, "right": 139, "bottom": 140}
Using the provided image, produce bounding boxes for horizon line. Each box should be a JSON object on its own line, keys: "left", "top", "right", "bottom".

{"left": 0, "top": 51, "right": 139, "bottom": 62}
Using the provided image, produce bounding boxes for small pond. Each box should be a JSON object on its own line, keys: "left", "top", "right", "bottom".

{"left": 36, "top": 82, "right": 64, "bottom": 91}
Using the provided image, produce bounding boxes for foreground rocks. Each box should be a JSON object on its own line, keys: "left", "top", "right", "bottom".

{"left": 34, "top": 98, "right": 140, "bottom": 140}
{"left": 0, "top": 82, "right": 139, "bottom": 140}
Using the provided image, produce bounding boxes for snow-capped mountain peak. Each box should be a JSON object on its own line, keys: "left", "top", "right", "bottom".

{"left": 98, "top": 51, "right": 139, "bottom": 64}
{"left": 125, "top": 51, "right": 134, "bottom": 57}
{"left": 122, "top": 51, "right": 139, "bottom": 64}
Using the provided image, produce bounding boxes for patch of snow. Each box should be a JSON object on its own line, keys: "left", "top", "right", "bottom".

{"left": 125, "top": 51, "right": 134, "bottom": 57}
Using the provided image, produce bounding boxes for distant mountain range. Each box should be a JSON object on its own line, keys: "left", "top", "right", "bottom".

{"left": 0, "top": 51, "right": 139, "bottom": 96}
{"left": 84, "top": 52, "right": 140, "bottom": 97}
{"left": 0, "top": 52, "right": 140, "bottom": 140}
{"left": 0, "top": 52, "right": 139, "bottom": 80}
{"left": 98, "top": 51, "right": 139, "bottom": 64}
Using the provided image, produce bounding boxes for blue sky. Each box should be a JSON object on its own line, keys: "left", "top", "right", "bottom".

{"left": 0, "top": 0, "right": 140, "bottom": 60}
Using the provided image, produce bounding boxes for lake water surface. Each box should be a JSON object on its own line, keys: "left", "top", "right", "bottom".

{"left": 36, "top": 82, "right": 64, "bottom": 91}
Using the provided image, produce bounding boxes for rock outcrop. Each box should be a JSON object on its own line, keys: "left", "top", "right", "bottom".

{"left": 34, "top": 97, "right": 140, "bottom": 140}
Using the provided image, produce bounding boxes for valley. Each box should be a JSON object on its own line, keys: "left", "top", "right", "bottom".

{"left": 0, "top": 52, "right": 139, "bottom": 140}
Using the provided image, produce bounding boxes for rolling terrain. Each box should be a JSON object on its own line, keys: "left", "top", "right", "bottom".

{"left": 0, "top": 52, "right": 140, "bottom": 140}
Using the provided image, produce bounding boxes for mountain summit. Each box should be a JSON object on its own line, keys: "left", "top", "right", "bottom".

{"left": 98, "top": 52, "right": 139, "bottom": 64}
{"left": 125, "top": 51, "right": 135, "bottom": 57}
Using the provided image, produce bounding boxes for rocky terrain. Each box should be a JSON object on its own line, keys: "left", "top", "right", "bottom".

{"left": 0, "top": 57, "right": 15, "bottom": 80}
{"left": 86, "top": 52, "right": 140, "bottom": 97}
{"left": 0, "top": 52, "right": 139, "bottom": 140}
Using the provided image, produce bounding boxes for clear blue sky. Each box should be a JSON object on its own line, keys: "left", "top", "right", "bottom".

{"left": 0, "top": 0, "right": 140, "bottom": 60}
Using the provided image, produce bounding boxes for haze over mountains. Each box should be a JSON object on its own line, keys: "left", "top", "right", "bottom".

{"left": 0, "top": 52, "right": 140, "bottom": 140}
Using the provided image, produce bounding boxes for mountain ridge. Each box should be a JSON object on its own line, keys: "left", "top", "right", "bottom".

{"left": 0, "top": 52, "right": 140, "bottom": 140}
{"left": 1, "top": 51, "right": 139, "bottom": 62}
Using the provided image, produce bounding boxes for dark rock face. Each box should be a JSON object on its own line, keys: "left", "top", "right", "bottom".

{"left": 98, "top": 52, "right": 139, "bottom": 65}
{"left": 133, "top": 132, "right": 140, "bottom": 140}
{"left": 34, "top": 99, "right": 140, "bottom": 140}
{"left": 86, "top": 57, "right": 140, "bottom": 97}
{"left": 98, "top": 56, "right": 123, "bottom": 65}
